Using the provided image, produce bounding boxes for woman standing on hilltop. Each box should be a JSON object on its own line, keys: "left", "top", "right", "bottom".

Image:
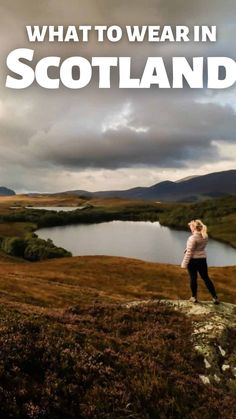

{"left": 181, "top": 219, "right": 220, "bottom": 304}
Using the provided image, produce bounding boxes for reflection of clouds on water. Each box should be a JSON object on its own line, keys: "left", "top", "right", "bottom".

{"left": 36, "top": 221, "right": 236, "bottom": 267}
{"left": 25, "top": 206, "right": 84, "bottom": 212}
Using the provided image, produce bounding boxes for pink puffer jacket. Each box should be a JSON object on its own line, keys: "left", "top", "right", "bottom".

{"left": 181, "top": 232, "right": 208, "bottom": 268}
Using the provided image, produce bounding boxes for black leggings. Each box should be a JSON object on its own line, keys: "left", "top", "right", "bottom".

{"left": 187, "top": 258, "right": 217, "bottom": 298}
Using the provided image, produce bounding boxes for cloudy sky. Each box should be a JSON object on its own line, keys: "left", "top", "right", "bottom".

{"left": 0, "top": 0, "right": 236, "bottom": 193}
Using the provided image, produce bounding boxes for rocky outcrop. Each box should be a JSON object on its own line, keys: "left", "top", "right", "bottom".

{"left": 124, "top": 299, "right": 236, "bottom": 391}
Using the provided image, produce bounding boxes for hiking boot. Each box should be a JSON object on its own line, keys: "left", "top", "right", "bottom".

{"left": 213, "top": 297, "right": 220, "bottom": 305}
{"left": 189, "top": 296, "right": 198, "bottom": 303}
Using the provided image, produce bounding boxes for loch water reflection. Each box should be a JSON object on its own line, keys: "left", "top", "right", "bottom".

{"left": 36, "top": 221, "right": 236, "bottom": 267}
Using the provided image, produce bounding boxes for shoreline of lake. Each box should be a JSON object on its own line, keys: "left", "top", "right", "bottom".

{"left": 36, "top": 220, "right": 236, "bottom": 267}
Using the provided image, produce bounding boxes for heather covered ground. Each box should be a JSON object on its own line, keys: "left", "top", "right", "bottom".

{"left": 1, "top": 299, "right": 236, "bottom": 418}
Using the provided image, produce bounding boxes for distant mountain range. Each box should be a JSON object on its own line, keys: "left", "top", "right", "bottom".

{"left": 0, "top": 186, "right": 15, "bottom": 196}
{"left": 61, "top": 170, "right": 236, "bottom": 202}
{"left": 4, "top": 170, "right": 236, "bottom": 202}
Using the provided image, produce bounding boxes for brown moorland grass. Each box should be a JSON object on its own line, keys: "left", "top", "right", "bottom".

{"left": 0, "top": 256, "right": 235, "bottom": 311}
{"left": 0, "top": 222, "right": 36, "bottom": 237}
{"left": 0, "top": 194, "right": 85, "bottom": 208}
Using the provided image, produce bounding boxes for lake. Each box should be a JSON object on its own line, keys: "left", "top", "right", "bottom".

{"left": 25, "top": 206, "right": 86, "bottom": 212}
{"left": 36, "top": 221, "right": 236, "bottom": 266}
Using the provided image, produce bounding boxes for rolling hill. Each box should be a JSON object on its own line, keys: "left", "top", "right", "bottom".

{"left": 59, "top": 169, "right": 236, "bottom": 202}
{"left": 0, "top": 186, "right": 15, "bottom": 196}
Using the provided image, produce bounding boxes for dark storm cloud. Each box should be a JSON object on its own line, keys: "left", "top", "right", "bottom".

{"left": 0, "top": 0, "right": 236, "bottom": 191}
{"left": 25, "top": 94, "right": 236, "bottom": 169}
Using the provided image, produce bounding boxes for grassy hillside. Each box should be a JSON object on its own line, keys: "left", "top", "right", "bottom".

{"left": 0, "top": 256, "right": 235, "bottom": 308}
{"left": 159, "top": 195, "right": 236, "bottom": 248}
{"left": 0, "top": 256, "right": 236, "bottom": 418}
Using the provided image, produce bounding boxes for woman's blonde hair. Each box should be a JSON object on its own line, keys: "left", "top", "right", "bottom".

{"left": 188, "top": 219, "right": 208, "bottom": 239}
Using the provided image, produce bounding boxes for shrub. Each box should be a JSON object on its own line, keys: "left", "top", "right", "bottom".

{"left": 24, "top": 237, "right": 71, "bottom": 261}
{"left": 1, "top": 237, "right": 26, "bottom": 257}
{"left": 1, "top": 236, "right": 71, "bottom": 261}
